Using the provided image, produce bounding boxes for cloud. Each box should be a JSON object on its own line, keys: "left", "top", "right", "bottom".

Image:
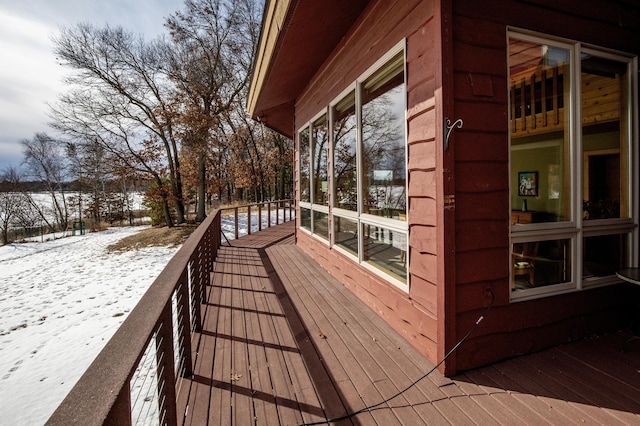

{"left": 0, "top": 11, "right": 62, "bottom": 163}
{"left": 0, "top": 1, "right": 181, "bottom": 169}
{"left": 0, "top": 140, "right": 26, "bottom": 171}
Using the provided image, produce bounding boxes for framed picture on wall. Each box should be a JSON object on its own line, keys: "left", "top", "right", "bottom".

{"left": 518, "top": 171, "right": 538, "bottom": 197}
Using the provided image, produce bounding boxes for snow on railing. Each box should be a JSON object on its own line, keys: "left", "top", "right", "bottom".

{"left": 46, "top": 200, "right": 294, "bottom": 425}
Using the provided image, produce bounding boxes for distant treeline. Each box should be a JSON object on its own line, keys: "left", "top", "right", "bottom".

{"left": 0, "top": 180, "right": 148, "bottom": 193}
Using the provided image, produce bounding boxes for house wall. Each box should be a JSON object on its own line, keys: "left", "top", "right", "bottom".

{"left": 294, "top": 0, "right": 446, "bottom": 366}
{"left": 294, "top": 0, "right": 639, "bottom": 375}
{"left": 450, "top": 0, "right": 640, "bottom": 371}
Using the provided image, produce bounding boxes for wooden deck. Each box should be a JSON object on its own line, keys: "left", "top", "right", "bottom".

{"left": 181, "top": 222, "right": 640, "bottom": 425}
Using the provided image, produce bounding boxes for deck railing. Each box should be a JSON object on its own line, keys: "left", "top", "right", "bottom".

{"left": 46, "top": 200, "right": 294, "bottom": 426}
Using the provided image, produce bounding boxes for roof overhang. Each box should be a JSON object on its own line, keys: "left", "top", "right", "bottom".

{"left": 247, "top": 0, "right": 370, "bottom": 138}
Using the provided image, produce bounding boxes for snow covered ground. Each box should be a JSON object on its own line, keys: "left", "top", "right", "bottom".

{"left": 0, "top": 226, "right": 180, "bottom": 425}
{"left": 0, "top": 208, "right": 293, "bottom": 425}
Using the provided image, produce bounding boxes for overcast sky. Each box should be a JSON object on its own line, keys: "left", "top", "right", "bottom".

{"left": 0, "top": 0, "right": 183, "bottom": 172}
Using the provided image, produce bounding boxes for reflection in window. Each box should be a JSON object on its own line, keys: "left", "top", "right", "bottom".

{"left": 508, "top": 32, "right": 637, "bottom": 298}
{"left": 313, "top": 210, "right": 329, "bottom": 240}
{"left": 299, "top": 128, "right": 310, "bottom": 203}
{"left": 332, "top": 91, "right": 358, "bottom": 211}
{"left": 509, "top": 39, "right": 571, "bottom": 223}
{"left": 363, "top": 222, "right": 407, "bottom": 281}
{"left": 512, "top": 238, "right": 571, "bottom": 290}
{"left": 300, "top": 207, "right": 311, "bottom": 231}
{"left": 312, "top": 115, "right": 328, "bottom": 206}
{"left": 334, "top": 216, "right": 358, "bottom": 256}
{"left": 583, "top": 234, "right": 628, "bottom": 278}
{"left": 581, "top": 56, "right": 629, "bottom": 220}
{"left": 300, "top": 116, "right": 329, "bottom": 242}
{"left": 324, "top": 45, "right": 409, "bottom": 287}
{"left": 362, "top": 51, "right": 406, "bottom": 219}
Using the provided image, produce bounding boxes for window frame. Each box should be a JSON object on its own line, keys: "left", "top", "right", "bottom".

{"left": 298, "top": 110, "right": 330, "bottom": 243}
{"left": 328, "top": 40, "right": 409, "bottom": 290}
{"left": 508, "top": 29, "right": 639, "bottom": 301}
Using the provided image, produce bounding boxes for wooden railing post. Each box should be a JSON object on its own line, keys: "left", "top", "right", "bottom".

{"left": 214, "top": 211, "right": 221, "bottom": 256}
{"left": 247, "top": 205, "right": 252, "bottom": 235}
{"left": 258, "top": 204, "right": 263, "bottom": 231}
{"left": 156, "top": 302, "right": 178, "bottom": 426}
{"left": 105, "top": 387, "right": 132, "bottom": 425}
{"left": 177, "top": 270, "right": 193, "bottom": 378}
{"left": 234, "top": 207, "right": 239, "bottom": 240}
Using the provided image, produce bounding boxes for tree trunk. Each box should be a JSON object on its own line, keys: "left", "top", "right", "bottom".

{"left": 196, "top": 150, "right": 206, "bottom": 222}
{"left": 162, "top": 198, "right": 173, "bottom": 228}
{"left": 172, "top": 182, "right": 185, "bottom": 225}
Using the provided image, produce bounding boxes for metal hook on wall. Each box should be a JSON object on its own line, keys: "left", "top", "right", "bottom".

{"left": 444, "top": 117, "right": 463, "bottom": 151}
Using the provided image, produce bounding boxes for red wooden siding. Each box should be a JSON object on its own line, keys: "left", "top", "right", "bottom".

{"left": 449, "top": 0, "right": 639, "bottom": 371}
{"left": 291, "top": 0, "right": 639, "bottom": 375}
{"left": 295, "top": 0, "right": 444, "bottom": 369}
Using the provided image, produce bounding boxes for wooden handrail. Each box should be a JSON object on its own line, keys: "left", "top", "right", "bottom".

{"left": 46, "top": 200, "right": 294, "bottom": 425}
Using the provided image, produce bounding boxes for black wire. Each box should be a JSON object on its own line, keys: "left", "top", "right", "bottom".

{"left": 301, "top": 290, "right": 494, "bottom": 426}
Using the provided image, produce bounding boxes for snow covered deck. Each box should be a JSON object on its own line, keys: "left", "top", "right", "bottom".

{"left": 181, "top": 222, "right": 640, "bottom": 425}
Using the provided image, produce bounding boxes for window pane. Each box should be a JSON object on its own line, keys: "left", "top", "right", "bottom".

{"left": 581, "top": 56, "right": 629, "bottom": 220}
{"left": 299, "top": 128, "right": 310, "bottom": 203}
{"left": 333, "top": 91, "right": 358, "bottom": 211}
{"left": 312, "top": 115, "right": 328, "bottom": 205}
{"left": 362, "top": 52, "right": 406, "bottom": 219}
{"left": 363, "top": 223, "right": 407, "bottom": 282}
{"left": 509, "top": 39, "right": 571, "bottom": 223}
{"left": 313, "top": 210, "right": 329, "bottom": 240}
{"left": 583, "top": 233, "right": 628, "bottom": 278}
{"left": 300, "top": 207, "right": 311, "bottom": 231}
{"left": 334, "top": 216, "right": 358, "bottom": 256}
{"left": 512, "top": 238, "right": 571, "bottom": 290}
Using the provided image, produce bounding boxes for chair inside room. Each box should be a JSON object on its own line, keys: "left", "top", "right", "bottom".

{"left": 512, "top": 241, "right": 539, "bottom": 289}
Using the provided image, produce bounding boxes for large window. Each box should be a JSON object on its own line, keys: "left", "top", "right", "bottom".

{"left": 312, "top": 115, "right": 329, "bottom": 206}
{"left": 361, "top": 51, "right": 407, "bottom": 219}
{"left": 298, "top": 43, "right": 408, "bottom": 288}
{"left": 509, "top": 31, "right": 637, "bottom": 300}
{"left": 299, "top": 114, "right": 328, "bottom": 240}
{"left": 332, "top": 45, "right": 408, "bottom": 287}
{"left": 333, "top": 90, "right": 358, "bottom": 211}
{"left": 299, "top": 128, "right": 310, "bottom": 204}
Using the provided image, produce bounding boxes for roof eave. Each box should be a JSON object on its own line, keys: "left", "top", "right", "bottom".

{"left": 247, "top": 0, "right": 370, "bottom": 138}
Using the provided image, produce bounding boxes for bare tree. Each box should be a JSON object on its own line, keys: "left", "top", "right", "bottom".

{"left": 50, "top": 24, "right": 185, "bottom": 227}
{"left": 0, "top": 167, "right": 28, "bottom": 244}
{"left": 21, "top": 133, "right": 71, "bottom": 232}
{"left": 66, "top": 138, "right": 107, "bottom": 227}
{"left": 166, "top": 0, "right": 262, "bottom": 220}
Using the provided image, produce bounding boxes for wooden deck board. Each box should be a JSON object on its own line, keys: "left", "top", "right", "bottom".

{"left": 212, "top": 271, "right": 232, "bottom": 425}
{"left": 179, "top": 222, "right": 640, "bottom": 425}
{"left": 267, "top": 245, "right": 399, "bottom": 425}
{"left": 289, "top": 272, "right": 423, "bottom": 424}
{"left": 507, "top": 355, "right": 629, "bottom": 425}
{"left": 462, "top": 368, "right": 553, "bottom": 425}
{"left": 490, "top": 361, "right": 585, "bottom": 425}
{"left": 546, "top": 347, "right": 640, "bottom": 416}
{"left": 478, "top": 364, "right": 577, "bottom": 425}
{"left": 243, "top": 293, "right": 276, "bottom": 425}
{"left": 269, "top": 244, "right": 474, "bottom": 424}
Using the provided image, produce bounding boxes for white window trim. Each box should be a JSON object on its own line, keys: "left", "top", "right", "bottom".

{"left": 325, "top": 40, "right": 409, "bottom": 291}
{"left": 298, "top": 110, "right": 331, "bottom": 245}
{"left": 508, "top": 29, "right": 639, "bottom": 302}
